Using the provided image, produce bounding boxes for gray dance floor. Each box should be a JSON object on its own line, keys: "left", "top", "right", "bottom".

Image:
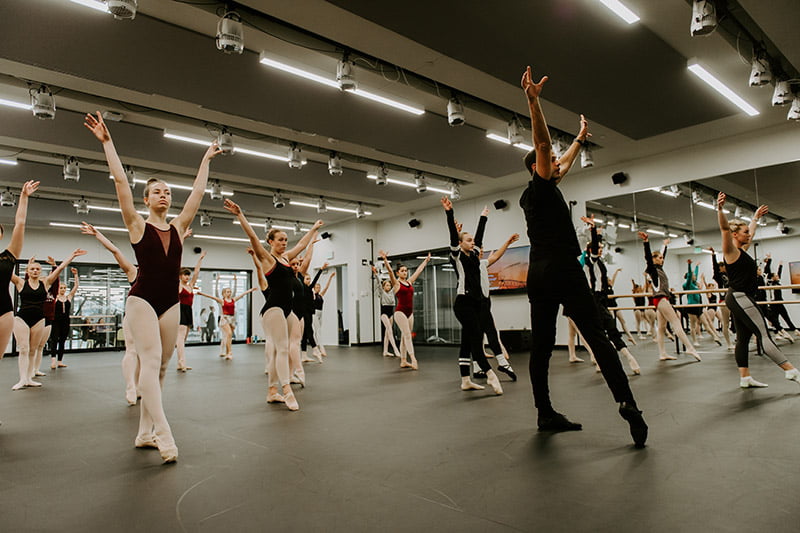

{"left": 1, "top": 336, "right": 799, "bottom": 532}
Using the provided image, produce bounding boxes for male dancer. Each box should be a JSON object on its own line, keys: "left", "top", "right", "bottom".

{"left": 518, "top": 66, "right": 647, "bottom": 447}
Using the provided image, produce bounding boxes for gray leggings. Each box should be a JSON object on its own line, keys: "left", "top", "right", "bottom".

{"left": 726, "top": 291, "right": 788, "bottom": 368}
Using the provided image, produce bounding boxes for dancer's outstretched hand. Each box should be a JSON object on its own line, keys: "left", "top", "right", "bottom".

{"left": 440, "top": 196, "right": 452, "bottom": 210}
{"left": 21, "top": 180, "right": 39, "bottom": 197}
{"left": 223, "top": 198, "right": 241, "bottom": 215}
{"left": 638, "top": 231, "right": 648, "bottom": 242}
{"left": 521, "top": 66, "right": 548, "bottom": 100}
{"left": 84, "top": 112, "right": 110, "bottom": 143}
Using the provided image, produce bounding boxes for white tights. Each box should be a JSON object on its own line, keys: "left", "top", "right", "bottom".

{"left": 288, "top": 313, "right": 303, "bottom": 381}
{"left": 121, "top": 316, "right": 140, "bottom": 405}
{"left": 656, "top": 299, "right": 698, "bottom": 358}
{"left": 13, "top": 318, "right": 46, "bottom": 388}
{"left": 393, "top": 311, "right": 416, "bottom": 365}
{"left": 31, "top": 324, "right": 51, "bottom": 376}
{"left": 125, "top": 296, "right": 178, "bottom": 447}
{"left": 175, "top": 324, "right": 189, "bottom": 369}
{"left": 261, "top": 309, "right": 290, "bottom": 390}
{"left": 381, "top": 314, "right": 399, "bottom": 355}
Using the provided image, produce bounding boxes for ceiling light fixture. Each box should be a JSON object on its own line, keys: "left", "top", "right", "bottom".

{"left": 316, "top": 197, "right": 327, "bottom": 214}
{"left": 209, "top": 180, "right": 223, "bottom": 201}
{"left": 289, "top": 200, "right": 372, "bottom": 216}
{"left": 690, "top": 0, "right": 717, "bottom": 36}
{"left": 486, "top": 131, "right": 532, "bottom": 151}
{"left": 0, "top": 188, "right": 15, "bottom": 207}
{"left": 74, "top": 197, "right": 90, "bottom": 215}
{"left": 108, "top": 174, "right": 233, "bottom": 196}
{"left": 748, "top": 51, "right": 772, "bottom": 87}
{"left": 0, "top": 157, "right": 18, "bottom": 166}
{"left": 772, "top": 80, "right": 791, "bottom": 106}
{"left": 258, "top": 53, "right": 424, "bottom": 115}
{"left": 217, "top": 129, "right": 234, "bottom": 155}
{"left": 687, "top": 61, "right": 759, "bottom": 116}
{"left": 368, "top": 164, "right": 389, "bottom": 186}
{"left": 449, "top": 181, "right": 461, "bottom": 201}
{"left": 356, "top": 203, "right": 366, "bottom": 219}
{"left": 447, "top": 96, "right": 465, "bottom": 126}
{"left": 336, "top": 55, "right": 357, "bottom": 91}
{"left": 788, "top": 96, "right": 800, "bottom": 121}
{"left": 580, "top": 146, "right": 594, "bottom": 168}
{"left": 51, "top": 221, "right": 126, "bottom": 232}
{"left": 328, "top": 152, "right": 342, "bottom": 176}
{"left": 164, "top": 131, "right": 292, "bottom": 164}
{"left": 0, "top": 97, "right": 32, "bottom": 111}
{"left": 265, "top": 218, "right": 273, "bottom": 231}
{"left": 63, "top": 156, "right": 80, "bottom": 181}
{"left": 414, "top": 171, "right": 427, "bottom": 194}
{"left": 200, "top": 212, "right": 211, "bottom": 227}
{"left": 124, "top": 165, "right": 136, "bottom": 189}
{"left": 107, "top": 0, "right": 137, "bottom": 20}
{"left": 216, "top": 11, "right": 244, "bottom": 54}
{"left": 288, "top": 144, "right": 303, "bottom": 169}
{"left": 30, "top": 85, "right": 55, "bottom": 120}
{"left": 273, "top": 191, "right": 286, "bottom": 209}
{"left": 597, "top": 0, "right": 640, "bottom": 24}
{"left": 69, "top": 0, "right": 109, "bottom": 13}
{"left": 507, "top": 118, "right": 524, "bottom": 145}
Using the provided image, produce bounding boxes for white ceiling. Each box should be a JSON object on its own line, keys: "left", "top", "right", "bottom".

{"left": 0, "top": 0, "right": 796, "bottom": 240}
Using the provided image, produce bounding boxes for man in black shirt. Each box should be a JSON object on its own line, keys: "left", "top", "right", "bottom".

{"left": 518, "top": 66, "right": 647, "bottom": 448}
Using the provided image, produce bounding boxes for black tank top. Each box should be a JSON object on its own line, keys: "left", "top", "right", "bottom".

{"left": 264, "top": 256, "right": 293, "bottom": 315}
{"left": 0, "top": 249, "right": 16, "bottom": 314}
{"left": 19, "top": 280, "right": 46, "bottom": 315}
{"left": 55, "top": 299, "right": 71, "bottom": 323}
{"left": 725, "top": 250, "right": 758, "bottom": 297}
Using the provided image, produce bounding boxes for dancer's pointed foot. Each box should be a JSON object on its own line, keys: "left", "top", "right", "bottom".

{"left": 740, "top": 376, "right": 768, "bottom": 388}
{"left": 785, "top": 368, "right": 800, "bottom": 385}
{"left": 34, "top": 371, "right": 46, "bottom": 377}
{"left": 659, "top": 354, "right": 677, "bottom": 361}
{"left": 134, "top": 435, "right": 158, "bottom": 449}
{"left": 284, "top": 390, "right": 299, "bottom": 411}
{"left": 486, "top": 371, "right": 503, "bottom": 395}
{"left": 569, "top": 357, "right": 584, "bottom": 363}
{"left": 688, "top": 351, "right": 702, "bottom": 362}
{"left": 537, "top": 412, "right": 582, "bottom": 432}
{"left": 461, "top": 379, "right": 485, "bottom": 391}
{"left": 497, "top": 365, "right": 517, "bottom": 381}
{"left": 619, "top": 402, "right": 648, "bottom": 448}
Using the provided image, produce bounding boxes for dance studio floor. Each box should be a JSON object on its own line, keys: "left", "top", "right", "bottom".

{"left": 1, "top": 337, "right": 799, "bottom": 532}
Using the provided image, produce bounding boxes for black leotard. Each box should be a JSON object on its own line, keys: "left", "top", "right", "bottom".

{"left": 54, "top": 298, "right": 71, "bottom": 325}
{"left": 264, "top": 255, "right": 293, "bottom": 317}
{"left": 259, "top": 287, "right": 270, "bottom": 316}
{"left": 128, "top": 223, "right": 182, "bottom": 317}
{"left": 0, "top": 249, "right": 16, "bottom": 315}
{"left": 17, "top": 279, "right": 46, "bottom": 327}
{"left": 291, "top": 273, "right": 306, "bottom": 318}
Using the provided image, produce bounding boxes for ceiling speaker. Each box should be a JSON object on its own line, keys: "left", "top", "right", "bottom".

{"left": 493, "top": 199, "right": 508, "bottom": 210}
{"left": 611, "top": 172, "right": 628, "bottom": 185}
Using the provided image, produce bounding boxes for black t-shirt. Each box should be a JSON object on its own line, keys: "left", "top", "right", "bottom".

{"left": 519, "top": 173, "right": 581, "bottom": 258}
{"left": 725, "top": 250, "right": 758, "bottom": 297}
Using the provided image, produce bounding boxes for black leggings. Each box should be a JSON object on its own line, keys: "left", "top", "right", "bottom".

{"left": 726, "top": 291, "right": 787, "bottom": 368}
{"left": 300, "top": 312, "right": 316, "bottom": 350}
{"left": 528, "top": 256, "right": 634, "bottom": 413}
{"left": 454, "top": 295, "right": 490, "bottom": 377}
{"left": 50, "top": 320, "right": 70, "bottom": 361}
{"left": 479, "top": 299, "right": 503, "bottom": 356}
{"left": 770, "top": 304, "right": 797, "bottom": 331}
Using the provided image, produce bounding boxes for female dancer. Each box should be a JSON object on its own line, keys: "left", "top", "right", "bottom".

{"left": 0, "top": 181, "right": 38, "bottom": 362}
{"left": 175, "top": 252, "right": 205, "bottom": 371}
{"left": 606, "top": 268, "right": 636, "bottom": 345}
{"left": 716, "top": 192, "right": 800, "bottom": 388}
{"left": 710, "top": 247, "right": 734, "bottom": 349}
{"left": 198, "top": 275, "right": 255, "bottom": 360}
{"left": 85, "top": 111, "right": 220, "bottom": 463}
{"left": 81, "top": 222, "right": 140, "bottom": 405}
{"left": 11, "top": 248, "right": 83, "bottom": 390}
{"left": 49, "top": 268, "right": 79, "bottom": 369}
{"left": 372, "top": 266, "right": 400, "bottom": 357}
{"left": 311, "top": 270, "right": 334, "bottom": 357}
{"left": 379, "top": 250, "right": 430, "bottom": 370}
{"left": 631, "top": 280, "right": 649, "bottom": 339}
{"left": 699, "top": 273, "right": 722, "bottom": 342}
{"left": 638, "top": 232, "right": 701, "bottom": 361}
{"left": 764, "top": 256, "right": 799, "bottom": 340}
{"left": 32, "top": 258, "right": 60, "bottom": 377}
{"left": 288, "top": 248, "right": 315, "bottom": 382}
{"left": 441, "top": 197, "right": 502, "bottom": 393}
{"left": 224, "top": 198, "right": 322, "bottom": 410}
{"left": 300, "top": 261, "right": 326, "bottom": 363}
{"left": 683, "top": 259, "right": 722, "bottom": 345}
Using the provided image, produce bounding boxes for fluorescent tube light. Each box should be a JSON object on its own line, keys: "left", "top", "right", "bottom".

{"left": 50, "top": 222, "right": 126, "bottom": 232}
{"left": 348, "top": 88, "right": 425, "bottom": 116}
{"left": 0, "top": 158, "right": 18, "bottom": 166}
{"left": 289, "top": 200, "right": 372, "bottom": 216}
{"left": 597, "top": 0, "right": 640, "bottom": 24}
{"left": 192, "top": 234, "right": 253, "bottom": 243}
{"left": 259, "top": 55, "right": 339, "bottom": 89}
{"left": 646, "top": 229, "right": 665, "bottom": 236}
{"left": 486, "top": 131, "right": 533, "bottom": 151}
{"left": 233, "top": 220, "right": 309, "bottom": 232}
{"left": 0, "top": 98, "right": 32, "bottom": 111}
{"left": 687, "top": 61, "right": 759, "bottom": 116}
{"left": 109, "top": 174, "right": 233, "bottom": 196}
{"left": 69, "top": 0, "right": 109, "bottom": 13}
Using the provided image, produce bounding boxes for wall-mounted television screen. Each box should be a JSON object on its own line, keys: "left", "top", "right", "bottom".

{"left": 486, "top": 245, "right": 529, "bottom": 294}
{"left": 789, "top": 261, "right": 800, "bottom": 294}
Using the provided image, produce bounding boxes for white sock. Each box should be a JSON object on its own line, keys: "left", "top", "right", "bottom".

{"left": 740, "top": 376, "right": 768, "bottom": 388}
{"left": 785, "top": 368, "right": 800, "bottom": 383}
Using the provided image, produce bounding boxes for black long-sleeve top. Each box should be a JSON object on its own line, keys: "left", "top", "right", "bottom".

{"left": 643, "top": 240, "right": 671, "bottom": 297}
{"left": 711, "top": 253, "right": 729, "bottom": 288}
{"left": 447, "top": 209, "right": 484, "bottom": 301}
{"left": 764, "top": 258, "right": 784, "bottom": 301}
{"left": 583, "top": 226, "right": 609, "bottom": 293}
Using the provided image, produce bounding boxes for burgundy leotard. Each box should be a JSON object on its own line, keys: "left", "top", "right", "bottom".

{"left": 395, "top": 282, "right": 414, "bottom": 317}
{"left": 178, "top": 288, "right": 194, "bottom": 306}
{"left": 222, "top": 299, "right": 235, "bottom": 316}
{"left": 128, "top": 223, "right": 182, "bottom": 317}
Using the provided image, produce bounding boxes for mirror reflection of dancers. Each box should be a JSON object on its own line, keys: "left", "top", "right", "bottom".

{"left": 638, "top": 232, "right": 701, "bottom": 361}
{"left": 764, "top": 255, "right": 799, "bottom": 341}
{"left": 519, "top": 66, "right": 646, "bottom": 446}
{"left": 224, "top": 198, "right": 322, "bottom": 411}
{"left": 300, "top": 261, "right": 326, "bottom": 364}
{"left": 716, "top": 192, "right": 800, "bottom": 388}
{"left": 0, "top": 181, "right": 37, "bottom": 378}
{"left": 175, "top": 251, "right": 205, "bottom": 371}
{"left": 11, "top": 248, "right": 83, "bottom": 390}
{"left": 580, "top": 219, "right": 640, "bottom": 375}
{"left": 442, "top": 197, "right": 502, "bottom": 394}
{"left": 605, "top": 268, "right": 636, "bottom": 345}
{"left": 49, "top": 268, "right": 79, "bottom": 370}
{"left": 85, "top": 110, "right": 221, "bottom": 463}
{"left": 631, "top": 279, "right": 649, "bottom": 339}
{"left": 81, "top": 222, "right": 140, "bottom": 406}
{"left": 198, "top": 274, "right": 255, "bottom": 360}
{"left": 379, "top": 250, "right": 430, "bottom": 370}
{"left": 311, "top": 270, "right": 334, "bottom": 358}
{"left": 683, "top": 259, "right": 722, "bottom": 346}
{"left": 372, "top": 266, "right": 400, "bottom": 357}
{"left": 709, "top": 248, "right": 734, "bottom": 350}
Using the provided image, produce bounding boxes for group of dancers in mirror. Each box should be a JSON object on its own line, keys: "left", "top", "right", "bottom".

{"left": 2, "top": 65, "right": 798, "bottom": 457}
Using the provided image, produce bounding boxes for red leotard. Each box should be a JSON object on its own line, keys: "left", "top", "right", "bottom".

{"left": 222, "top": 299, "right": 235, "bottom": 316}
{"left": 178, "top": 288, "right": 194, "bottom": 306}
{"left": 395, "top": 282, "right": 414, "bottom": 317}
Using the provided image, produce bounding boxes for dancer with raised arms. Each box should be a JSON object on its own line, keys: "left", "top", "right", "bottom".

{"left": 85, "top": 111, "right": 221, "bottom": 463}
{"left": 518, "top": 66, "right": 646, "bottom": 447}
{"left": 49, "top": 267, "right": 79, "bottom": 370}
{"left": 224, "top": 198, "right": 322, "bottom": 411}
{"left": 716, "top": 193, "right": 800, "bottom": 388}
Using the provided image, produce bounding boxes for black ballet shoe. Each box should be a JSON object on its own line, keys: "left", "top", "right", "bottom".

{"left": 497, "top": 365, "right": 517, "bottom": 382}
{"left": 619, "top": 402, "right": 648, "bottom": 449}
{"left": 472, "top": 370, "right": 487, "bottom": 379}
{"left": 537, "top": 412, "right": 582, "bottom": 432}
